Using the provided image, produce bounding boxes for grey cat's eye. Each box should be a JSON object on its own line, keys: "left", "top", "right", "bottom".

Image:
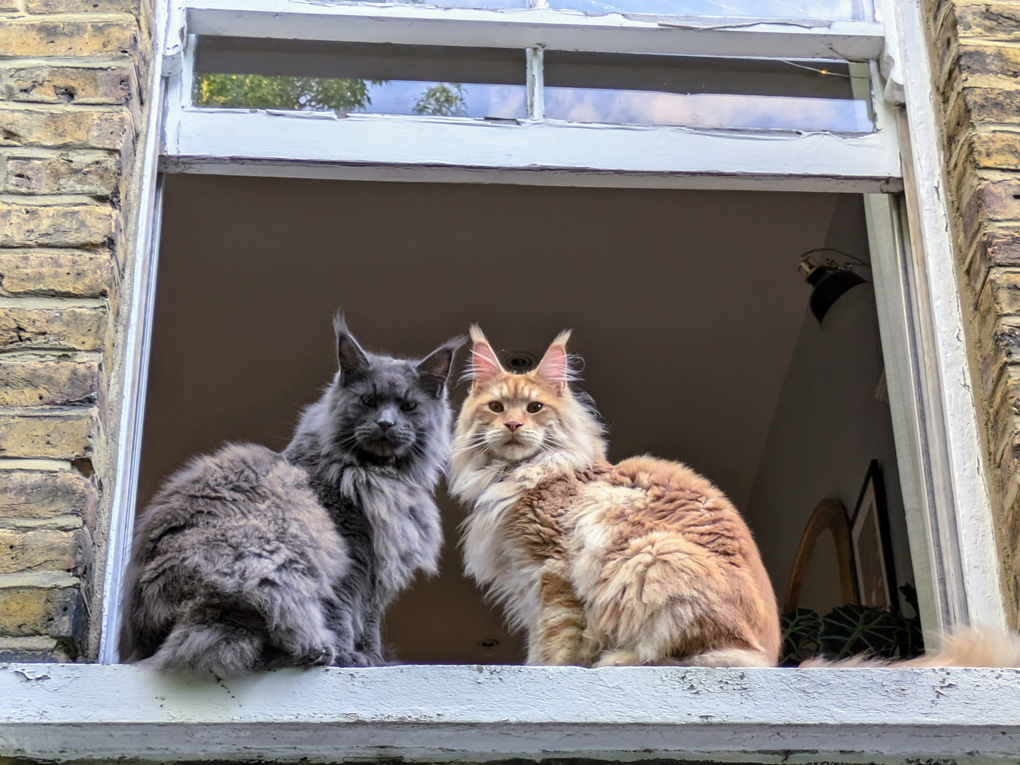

{"left": 362, "top": 395, "right": 378, "bottom": 407}
{"left": 488, "top": 402, "right": 504, "bottom": 413}
{"left": 400, "top": 401, "right": 417, "bottom": 412}
{"left": 527, "top": 402, "right": 543, "bottom": 414}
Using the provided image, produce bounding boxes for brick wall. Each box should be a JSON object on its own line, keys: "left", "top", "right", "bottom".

{"left": 0, "top": 0, "right": 150, "bottom": 660}
{"left": 925, "top": 0, "right": 1020, "bottom": 626}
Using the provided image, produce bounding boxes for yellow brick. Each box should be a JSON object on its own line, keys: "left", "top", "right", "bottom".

{"left": 0, "top": 202, "right": 116, "bottom": 248}
{"left": 0, "top": 411, "right": 97, "bottom": 461}
{"left": 0, "top": 529, "right": 80, "bottom": 575}
{"left": 0, "top": 584, "right": 81, "bottom": 640}
{"left": 958, "top": 43, "right": 1020, "bottom": 80}
{"left": 965, "top": 226, "right": 1020, "bottom": 300}
{"left": 0, "top": 354, "right": 101, "bottom": 407}
{"left": 975, "top": 272, "right": 1020, "bottom": 394}
{"left": 0, "top": 106, "right": 132, "bottom": 150}
{"left": 0, "top": 636, "right": 71, "bottom": 662}
{"left": 24, "top": 0, "right": 139, "bottom": 12}
{"left": 0, "top": 304, "right": 109, "bottom": 352}
{"left": 990, "top": 364, "right": 1020, "bottom": 462}
{"left": 957, "top": 4, "right": 1020, "bottom": 42}
{"left": 0, "top": 469, "right": 97, "bottom": 528}
{"left": 962, "top": 178, "right": 1020, "bottom": 240}
{"left": 0, "top": 63, "right": 135, "bottom": 107}
{"left": 1, "top": 153, "right": 121, "bottom": 197}
{"left": 968, "top": 131, "right": 1020, "bottom": 171}
{"left": 0, "top": 19, "right": 139, "bottom": 59}
{"left": 0, "top": 249, "right": 118, "bottom": 297}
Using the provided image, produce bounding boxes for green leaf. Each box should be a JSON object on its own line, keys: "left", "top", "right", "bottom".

{"left": 820, "top": 604, "right": 900, "bottom": 660}
{"left": 780, "top": 608, "right": 822, "bottom": 666}
{"left": 195, "top": 74, "right": 372, "bottom": 113}
{"left": 414, "top": 83, "right": 467, "bottom": 117}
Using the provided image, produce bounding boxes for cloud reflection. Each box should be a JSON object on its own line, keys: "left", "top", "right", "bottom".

{"left": 353, "top": 81, "right": 527, "bottom": 120}
{"left": 544, "top": 88, "right": 873, "bottom": 132}
{"left": 548, "top": 0, "right": 865, "bottom": 20}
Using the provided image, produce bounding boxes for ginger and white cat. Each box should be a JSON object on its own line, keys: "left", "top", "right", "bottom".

{"left": 449, "top": 326, "right": 780, "bottom": 667}
{"left": 450, "top": 326, "right": 1020, "bottom": 668}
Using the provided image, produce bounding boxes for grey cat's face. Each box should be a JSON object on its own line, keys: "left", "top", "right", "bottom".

{"left": 337, "top": 360, "right": 443, "bottom": 461}
{"left": 328, "top": 318, "right": 464, "bottom": 468}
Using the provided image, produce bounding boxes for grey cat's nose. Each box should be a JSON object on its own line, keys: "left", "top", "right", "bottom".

{"left": 377, "top": 419, "right": 395, "bottom": 431}
{"left": 505, "top": 421, "right": 522, "bottom": 433}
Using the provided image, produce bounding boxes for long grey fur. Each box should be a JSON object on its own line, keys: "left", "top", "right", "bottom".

{"left": 120, "top": 316, "right": 465, "bottom": 675}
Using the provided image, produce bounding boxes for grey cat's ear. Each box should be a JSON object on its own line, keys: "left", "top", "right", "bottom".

{"left": 468, "top": 324, "right": 504, "bottom": 389}
{"left": 333, "top": 313, "right": 370, "bottom": 381}
{"left": 535, "top": 329, "right": 572, "bottom": 392}
{"left": 417, "top": 335, "right": 467, "bottom": 397}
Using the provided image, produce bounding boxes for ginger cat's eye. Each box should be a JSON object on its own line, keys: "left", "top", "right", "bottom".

{"left": 526, "top": 402, "right": 543, "bottom": 413}
{"left": 488, "top": 402, "right": 504, "bottom": 413}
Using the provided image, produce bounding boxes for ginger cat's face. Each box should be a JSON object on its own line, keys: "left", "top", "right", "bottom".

{"left": 463, "top": 373, "right": 566, "bottom": 462}
{"left": 457, "top": 326, "right": 575, "bottom": 464}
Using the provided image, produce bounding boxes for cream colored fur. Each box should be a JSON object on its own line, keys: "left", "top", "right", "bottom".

{"left": 801, "top": 624, "right": 1020, "bottom": 667}
{"left": 451, "top": 327, "right": 1020, "bottom": 669}
{"left": 450, "top": 327, "right": 780, "bottom": 667}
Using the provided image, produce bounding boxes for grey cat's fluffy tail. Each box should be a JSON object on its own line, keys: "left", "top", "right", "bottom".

{"left": 147, "top": 621, "right": 265, "bottom": 677}
{"left": 801, "top": 624, "right": 1020, "bottom": 668}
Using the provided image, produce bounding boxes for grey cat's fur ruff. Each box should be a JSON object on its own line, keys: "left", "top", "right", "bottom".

{"left": 120, "top": 316, "right": 464, "bottom": 675}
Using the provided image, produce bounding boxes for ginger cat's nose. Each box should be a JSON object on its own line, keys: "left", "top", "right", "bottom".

{"left": 505, "top": 421, "right": 522, "bottom": 432}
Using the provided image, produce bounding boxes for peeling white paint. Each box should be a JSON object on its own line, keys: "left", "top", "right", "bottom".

{"left": 185, "top": 0, "right": 886, "bottom": 60}
{"left": 890, "top": 0, "right": 1007, "bottom": 630}
{"left": 166, "top": 109, "right": 903, "bottom": 192}
{"left": 1, "top": 664, "right": 1020, "bottom": 763}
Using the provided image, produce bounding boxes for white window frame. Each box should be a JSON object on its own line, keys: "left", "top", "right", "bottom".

{"left": 9, "top": 0, "right": 1007, "bottom": 761}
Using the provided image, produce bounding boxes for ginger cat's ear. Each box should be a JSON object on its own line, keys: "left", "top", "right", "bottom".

{"left": 535, "top": 330, "right": 572, "bottom": 392}
{"left": 468, "top": 324, "right": 504, "bottom": 389}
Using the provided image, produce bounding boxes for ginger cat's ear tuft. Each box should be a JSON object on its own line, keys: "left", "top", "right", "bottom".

{"left": 468, "top": 324, "right": 504, "bottom": 388}
{"left": 535, "top": 330, "right": 572, "bottom": 391}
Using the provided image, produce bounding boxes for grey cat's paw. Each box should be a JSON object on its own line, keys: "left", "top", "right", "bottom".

{"left": 333, "top": 649, "right": 380, "bottom": 668}
{"left": 297, "top": 643, "right": 336, "bottom": 667}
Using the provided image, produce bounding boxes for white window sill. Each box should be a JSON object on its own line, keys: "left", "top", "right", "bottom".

{"left": 3, "top": 664, "right": 1020, "bottom": 762}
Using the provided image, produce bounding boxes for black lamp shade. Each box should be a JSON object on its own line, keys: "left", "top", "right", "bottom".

{"left": 808, "top": 267, "right": 866, "bottom": 324}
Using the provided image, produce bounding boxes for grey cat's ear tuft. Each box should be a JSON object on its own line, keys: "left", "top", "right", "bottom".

{"left": 417, "top": 335, "right": 466, "bottom": 397}
{"left": 333, "top": 312, "right": 369, "bottom": 381}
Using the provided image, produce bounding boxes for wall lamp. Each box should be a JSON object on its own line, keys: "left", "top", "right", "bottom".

{"left": 798, "top": 248, "right": 870, "bottom": 324}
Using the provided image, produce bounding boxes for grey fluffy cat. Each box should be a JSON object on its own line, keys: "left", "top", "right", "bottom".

{"left": 120, "top": 316, "right": 464, "bottom": 675}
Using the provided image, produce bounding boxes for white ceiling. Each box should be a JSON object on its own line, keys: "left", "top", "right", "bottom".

{"left": 143, "top": 175, "right": 848, "bottom": 663}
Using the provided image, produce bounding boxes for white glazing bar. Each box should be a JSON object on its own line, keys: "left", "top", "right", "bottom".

{"left": 893, "top": 0, "right": 1007, "bottom": 630}
{"left": 526, "top": 47, "right": 544, "bottom": 120}
{"left": 164, "top": 108, "right": 903, "bottom": 193}
{"left": 185, "top": 0, "right": 885, "bottom": 60}
{"left": 864, "top": 192, "right": 945, "bottom": 637}
{"left": 97, "top": 0, "right": 172, "bottom": 665}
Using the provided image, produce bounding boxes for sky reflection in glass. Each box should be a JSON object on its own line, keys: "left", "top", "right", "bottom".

{"left": 547, "top": 0, "right": 866, "bottom": 19}
{"left": 544, "top": 88, "right": 872, "bottom": 132}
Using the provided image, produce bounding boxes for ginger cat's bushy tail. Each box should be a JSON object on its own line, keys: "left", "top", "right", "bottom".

{"left": 801, "top": 624, "right": 1020, "bottom": 668}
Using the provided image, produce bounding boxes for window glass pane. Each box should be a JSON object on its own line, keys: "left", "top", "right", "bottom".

{"left": 543, "top": 52, "right": 873, "bottom": 133}
{"left": 547, "top": 0, "right": 867, "bottom": 20}
{"left": 349, "top": 0, "right": 525, "bottom": 8}
{"left": 194, "top": 39, "right": 528, "bottom": 120}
